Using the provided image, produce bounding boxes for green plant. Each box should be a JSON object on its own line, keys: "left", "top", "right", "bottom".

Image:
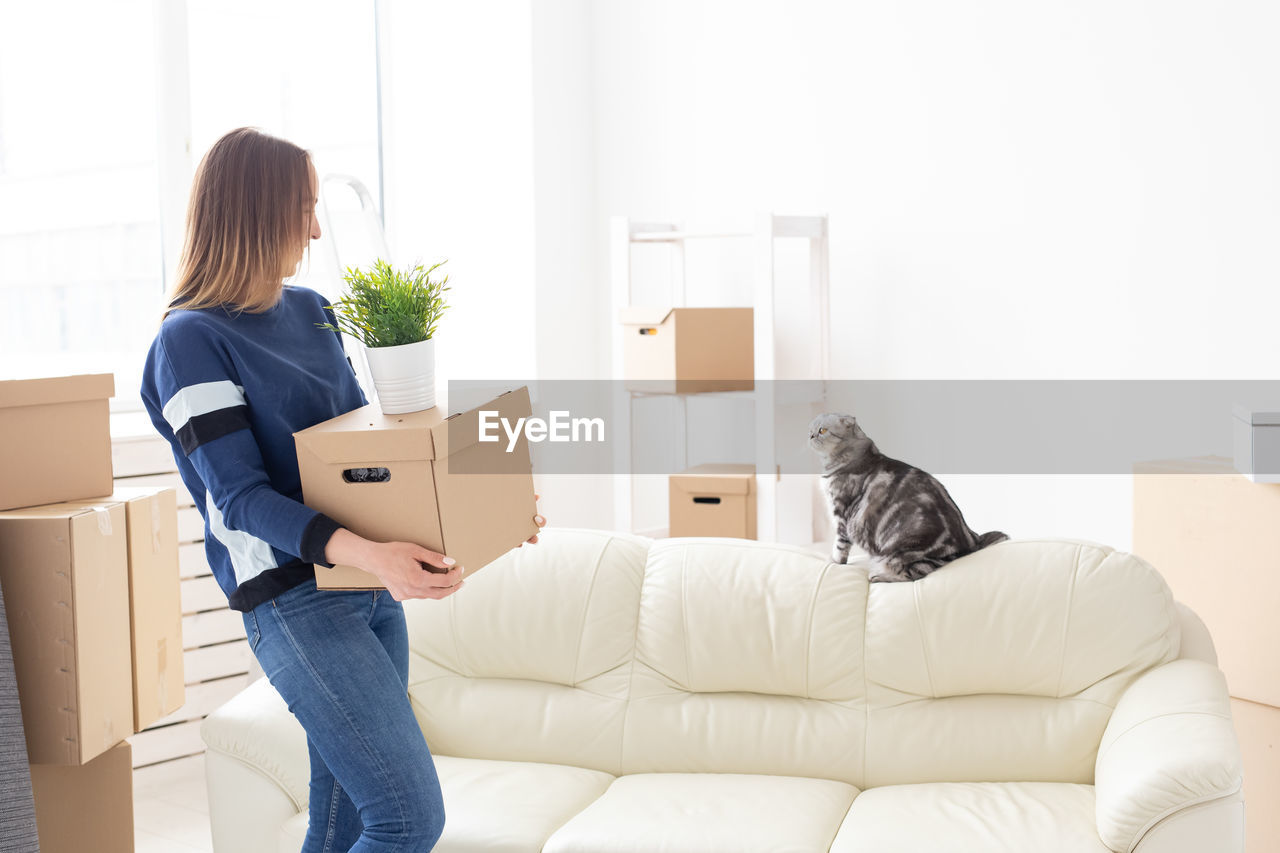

{"left": 319, "top": 258, "right": 450, "bottom": 348}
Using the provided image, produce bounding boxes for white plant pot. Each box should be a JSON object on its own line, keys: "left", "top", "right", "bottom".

{"left": 363, "top": 338, "right": 436, "bottom": 414}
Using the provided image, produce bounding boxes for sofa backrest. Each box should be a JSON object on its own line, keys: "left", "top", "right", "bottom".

{"left": 622, "top": 536, "right": 866, "bottom": 782}
{"left": 403, "top": 529, "right": 1179, "bottom": 787}
{"left": 403, "top": 529, "right": 647, "bottom": 774}
{"left": 859, "top": 538, "right": 1179, "bottom": 786}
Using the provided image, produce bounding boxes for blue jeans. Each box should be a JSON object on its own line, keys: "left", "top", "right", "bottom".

{"left": 243, "top": 578, "right": 445, "bottom": 852}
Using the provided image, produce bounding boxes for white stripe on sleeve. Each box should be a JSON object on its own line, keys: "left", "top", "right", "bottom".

{"left": 205, "top": 493, "right": 278, "bottom": 587}
{"left": 161, "top": 380, "right": 246, "bottom": 434}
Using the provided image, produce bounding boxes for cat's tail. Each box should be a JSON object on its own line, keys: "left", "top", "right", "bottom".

{"left": 975, "top": 530, "right": 1009, "bottom": 550}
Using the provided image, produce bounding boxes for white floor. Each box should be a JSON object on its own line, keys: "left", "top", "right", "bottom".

{"left": 133, "top": 754, "right": 215, "bottom": 853}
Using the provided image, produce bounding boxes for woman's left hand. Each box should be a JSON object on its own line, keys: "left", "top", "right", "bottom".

{"left": 526, "top": 493, "right": 546, "bottom": 544}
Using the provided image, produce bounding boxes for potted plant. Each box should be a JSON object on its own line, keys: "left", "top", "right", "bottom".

{"left": 320, "top": 258, "right": 450, "bottom": 414}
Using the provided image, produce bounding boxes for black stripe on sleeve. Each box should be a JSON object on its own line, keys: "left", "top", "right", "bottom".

{"left": 176, "top": 405, "right": 251, "bottom": 456}
{"left": 227, "top": 560, "right": 317, "bottom": 612}
{"left": 300, "top": 512, "right": 343, "bottom": 567}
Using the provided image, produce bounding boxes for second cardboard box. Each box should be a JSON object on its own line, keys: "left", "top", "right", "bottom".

{"left": 0, "top": 502, "right": 132, "bottom": 765}
{"left": 61, "top": 486, "right": 185, "bottom": 731}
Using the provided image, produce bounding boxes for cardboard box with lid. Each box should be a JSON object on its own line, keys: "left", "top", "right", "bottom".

{"left": 617, "top": 307, "right": 753, "bottom": 393}
{"left": 294, "top": 386, "right": 540, "bottom": 589}
{"left": 668, "top": 463, "right": 757, "bottom": 540}
{"left": 0, "top": 374, "right": 114, "bottom": 511}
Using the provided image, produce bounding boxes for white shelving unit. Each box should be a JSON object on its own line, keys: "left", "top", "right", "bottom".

{"left": 610, "top": 214, "right": 831, "bottom": 546}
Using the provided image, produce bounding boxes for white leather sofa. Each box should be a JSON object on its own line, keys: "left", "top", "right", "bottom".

{"left": 202, "top": 529, "right": 1245, "bottom": 853}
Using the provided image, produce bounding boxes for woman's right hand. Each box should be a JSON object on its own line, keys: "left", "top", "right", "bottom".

{"left": 362, "top": 541, "right": 465, "bottom": 602}
{"left": 325, "top": 528, "right": 465, "bottom": 601}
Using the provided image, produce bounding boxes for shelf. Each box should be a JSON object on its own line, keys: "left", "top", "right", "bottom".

{"left": 629, "top": 230, "right": 752, "bottom": 243}
{"left": 624, "top": 385, "right": 827, "bottom": 405}
{"left": 625, "top": 387, "right": 755, "bottom": 399}
{"left": 627, "top": 217, "right": 824, "bottom": 242}
{"left": 610, "top": 213, "right": 831, "bottom": 547}
{"left": 770, "top": 216, "right": 826, "bottom": 239}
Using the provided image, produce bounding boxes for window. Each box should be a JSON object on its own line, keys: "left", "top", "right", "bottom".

{"left": 186, "top": 0, "right": 384, "bottom": 300}
{"left": 0, "top": 0, "right": 382, "bottom": 407}
{"left": 0, "top": 1, "right": 163, "bottom": 395}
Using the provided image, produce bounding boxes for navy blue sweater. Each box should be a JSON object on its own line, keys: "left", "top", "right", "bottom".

{"left": 140, "top": 285, "right": 367, "bottom": 611}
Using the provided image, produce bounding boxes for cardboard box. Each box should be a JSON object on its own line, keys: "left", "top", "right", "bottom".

{"left": 0, "top": 502, "right": 133, "bottom": 764}
{"left": 1232, "top": 405, "right": 1280, "bottom": 483}
{"left": 62, "top": 487, "right": 184, "bottom": 731}
{"left": 1133, "top": 457, "right": 1280, "bottom": 707}
{"left": 294, "top": 387, "right": 540, "bottom": 589}
{"left": 0, "top": 374, "right": 114, "bottom": 511}
{"left": 618, "top": 307, "right": 753, "bottom": 393}
{"left": 669, "top": 463, "right": 757, "bottom": 539}
{"left": 30, "top": 740, "right": 134, "bottom": 853}
{"left": 1232, "top": 697, "right": 1279, "bottom": 853}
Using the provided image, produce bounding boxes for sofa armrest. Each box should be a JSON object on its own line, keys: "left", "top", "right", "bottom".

{"left": 1094, "top": 659, "right": 1243, "bottom": 853}
{"left": 201, "top": 676, "right": 310, "bottom": 853}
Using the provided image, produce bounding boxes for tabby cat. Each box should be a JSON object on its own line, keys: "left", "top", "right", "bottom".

{"left": 808, "top": 413, "right": 1008, "bottom": 582}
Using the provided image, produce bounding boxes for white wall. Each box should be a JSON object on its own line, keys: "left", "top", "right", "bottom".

{"left": 532, "top": 0, "right": 1280, "bottom": 550}
{"left": 529, "top": 0, "right": 614, "bottom": 526}
{"left": 382, "top": 0, "right": 538, "bottom": 383}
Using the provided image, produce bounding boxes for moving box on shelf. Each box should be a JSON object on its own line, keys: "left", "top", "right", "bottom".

{"left": 0, "top": 502, "right": 133, "bottom": 765}
{"left": 0, "top": 374, "right": 114, "bottom": 511}
{"left": 61, "top": 486, "right": 184, "bottom": 731}
{"left": 30, "top": 740, "right": 134, "bottom": 853}
{"left": 669, "top": 463, "right": 757, "bottom": 540}
{"left": 294, "top": 387, "right": 540, "bottom": 590}
{"left": 618, "top": 307, "right": 753, "bottom": 393}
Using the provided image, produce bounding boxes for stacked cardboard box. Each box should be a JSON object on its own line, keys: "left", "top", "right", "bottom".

{"left": 0, "top": 374, "right": 114, "bottom": 512}
{"left": 0, "top": 374, "right": 184, "bottom": 853}
{"left": 618, "top": 307, "right": 754, "bottom": 393}
{"left": 1133, "top": 457, "right": 1280, "bottom": 853}
{"left": 668, "top": 464, "right": 758, "bottom": 539}
{"left": 29, "top": 742, "right": 134, "bottom": 853}
{"left": 616, "top": 308, "right": 758, "bottom": 535}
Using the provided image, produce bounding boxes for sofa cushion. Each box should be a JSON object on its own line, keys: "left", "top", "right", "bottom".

{"left": 432, "top": 756, "right": 615, "bottom": 852}
{"left": 277, "top": 755, "right": 615, "bottom": 853}
{"left": 623, "top": 538, "right": 868, "bottom": 784}
{"left": 862, "top": 539, "right": 1179, "bottom": 786}
{"left": 829, "top": 782, "right": 1110, "bottom": 853}
{"left": 404, "top": 529, "right": 649, "bottom": 775}
{"left": 865, "top": 540, "right": 1177, "bottom": 700}
{"left": 541, "top": 772, "right": 859, "bottom": 853}
{"left": 278, "top": 812, "right": 306, "bottom": 853}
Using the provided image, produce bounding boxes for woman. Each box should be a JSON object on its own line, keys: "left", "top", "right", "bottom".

{"left": 140, "top": 127, "right": 544, "bottom": 852}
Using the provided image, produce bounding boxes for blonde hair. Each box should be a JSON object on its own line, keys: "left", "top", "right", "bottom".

{"left": 164, "top": 127, "right": 314, "bottom": 317}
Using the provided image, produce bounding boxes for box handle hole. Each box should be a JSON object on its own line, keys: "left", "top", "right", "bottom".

{"left": 343, "top": 467, "right": 391, "bottom": 483}
{"left": 692, "top": 496, "right": 721, "bottom": 505}
{"left": 638, "top": 327, "right": 658, "bottom": 335}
